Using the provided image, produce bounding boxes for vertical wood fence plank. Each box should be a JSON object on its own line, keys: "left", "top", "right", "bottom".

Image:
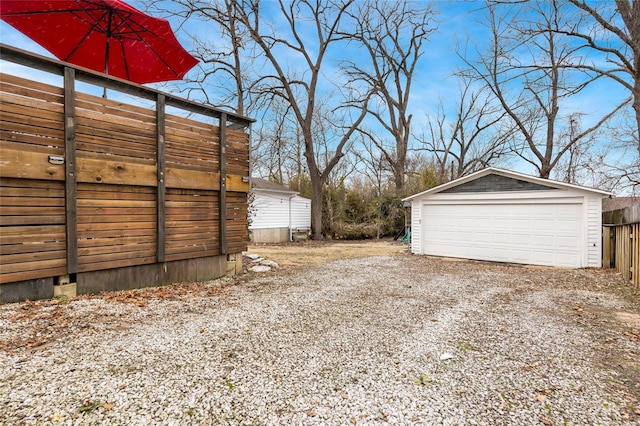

{"left": 624, "top": 225, "right": 631, "bottom": 280}
{"left": 602, "top": 226, "right": 611, "bottom": 268}
{"left": 64, "top": 67, "right": 77, "bottom": 274}
{"left": 219, "top": 113, "right": 227, "bottom": 255}
{"left": 628, "top": 225, "right": 632, "bottom": 280}
{"left": 618, "top": 226, "right": 624, "bottom": 278}
{"left": 615, "top": 226, "right": 622, "bottom": 275}
{"left": 631, "top": 223, "right": 640, "bottom": 289}
{"left": 156, "top": 94, "right": 166, "bottom": 263}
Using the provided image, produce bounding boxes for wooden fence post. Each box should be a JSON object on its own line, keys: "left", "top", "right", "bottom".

{"left": 64, "top": 67, "right": 77, "bottom": 275}
{"left": 156, "top": 94, "right": 166, "bottom": 263}
{"left": 602, "top": 226, "right": 611, "bottom": 268}
{"left": 219, "top": 113, "right": 227, "bottom": 255}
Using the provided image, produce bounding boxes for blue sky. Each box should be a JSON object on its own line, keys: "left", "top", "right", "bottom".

{"left": 0, "top": 0, "right": 633, "bottom": 189}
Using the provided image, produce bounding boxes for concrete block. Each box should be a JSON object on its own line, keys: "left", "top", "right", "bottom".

{"left": 53, "top": 283, "right": 77, "bottom": 299}
{"left": 0, "top": 278, "right": 54, "bottom": 303}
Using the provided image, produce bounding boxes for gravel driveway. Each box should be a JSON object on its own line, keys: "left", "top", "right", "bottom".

{"left": 1, "top": 254, "right": 639, "bottom": 425}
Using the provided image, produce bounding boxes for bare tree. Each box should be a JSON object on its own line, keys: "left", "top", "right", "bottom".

{"left": 233, "top": 0, "right": 369, "bottom": 239}
{"left": 460, "top": 0, "right": 624, "bottom": 179}
{"left": 250, "top": 97, "right": 299, "bottom": 183}
{"left": 147, "top": 0, "right": 255, "bottom": 115}
{"left": 404, "top": 152, "right": 439, "bottom": 195}
{"left": 552, "top": 0, "right": 640, "bottom": 188}
{"left": 560, "top": 0, "right": 639, "bottom": 156}
{"left": 419, "top": 78, "right": 513, "bottom": 184}
{"left": 352, "top": 134, "right": 393, "bottom": 198}
{"left": 322, "top": 149, "right": 359, "bottom": 237}
{"left": 342, "top": 0, "right": 436, "bottom": 193}
{"left": 548, "top": 113, "right": 593, "bottom": 184}
{"left": 582, "top": 109, "right": 640, "bottom": 194}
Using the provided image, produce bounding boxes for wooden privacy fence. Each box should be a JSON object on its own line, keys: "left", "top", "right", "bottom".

{"left": 0, "top": 44, "right": 254, "bottom": 301}
{"left": 603, "top": 203, "right": 640, "bottom": 289}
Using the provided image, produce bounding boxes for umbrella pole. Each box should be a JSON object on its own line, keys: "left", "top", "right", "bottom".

{"left": 103, "top": 9, "right": 113, "bottom": 99}
{"left": 102, "top": 41, "right": 110, "bottom": 98}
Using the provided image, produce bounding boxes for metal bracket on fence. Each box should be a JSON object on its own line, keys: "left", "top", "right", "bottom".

{"left": 48, "top": 155, "right": 65, "bottom": 165}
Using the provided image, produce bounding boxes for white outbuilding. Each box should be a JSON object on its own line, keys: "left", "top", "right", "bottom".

{"left": 249, "top": 178, "right": 311, "bottom": 243}
{"left": 403, "top": 168, "right": 611, "bottom": 268}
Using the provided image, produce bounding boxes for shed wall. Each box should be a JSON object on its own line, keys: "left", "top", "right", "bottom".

{"left": 290, "top": 195, "right": 311, "bottom": 230}
{"left": 250, "top": 227, "right": 290, "bottom": 244}
{"left": 250, "top": 192, "right": 291, "bottom": 229}
{"left": 249, "top": 192, "right": 311, "bottom": 231}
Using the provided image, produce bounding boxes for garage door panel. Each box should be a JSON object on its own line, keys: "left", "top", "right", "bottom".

{"left": 532, "top": 235, "right": 553, "bottom": 245}
{"left": 532, "top": 251, "right": 556, "bottom": 264}
{"left": 512, "top": 220, "right": 532, "bottom": 229}
{"left": 493, "top": 233, "right": 512, "bottom": 244}
{"left": 558, "top": 236, "right": 579, "bottom": 248}
{"left": 423, "top": 202, "right": 582, "bottom": 267}
{"left": 555, "top": 252, "right": 580, "bottom": 266}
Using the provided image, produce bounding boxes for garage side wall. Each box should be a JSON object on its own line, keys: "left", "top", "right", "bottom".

{"left": 410, "top": 200, "right": 422, "bottom": 254}
{"left": 290, "top": 195, "right": 311, "bottom": 230}
{"left": 587, "top": 195, "right": 603, "bottom": 267}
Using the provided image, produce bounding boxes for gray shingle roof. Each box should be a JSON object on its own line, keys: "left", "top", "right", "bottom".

{"left": 251, "top": 178, "right": 296, "bottom": 193}
{"left": 602, "top": 196, "right": 640, "bottom": 212}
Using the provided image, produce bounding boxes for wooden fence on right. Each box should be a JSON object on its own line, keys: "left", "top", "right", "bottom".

{"left": 603, "top": 203, "right": 640, "bottom": 289}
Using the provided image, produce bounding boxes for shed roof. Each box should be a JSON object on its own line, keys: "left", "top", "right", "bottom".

{"left": 402, "top": 167, "right": 612, "bottom": 201}
{"left": 251, "top": 178, "right": 298, "bottom": 194}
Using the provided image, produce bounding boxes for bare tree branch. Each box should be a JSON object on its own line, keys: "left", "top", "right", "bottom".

{"left": 458, "top": 0, "right": 622, "bottom": 180}
{"left": 232, "top": 0, "right": 368, "bottom": 239}
{"left": 418, "top": 78, "right": 513, "bottom": 184}
{"left": 339, "top": 0, "right": 437, "bottom": 193}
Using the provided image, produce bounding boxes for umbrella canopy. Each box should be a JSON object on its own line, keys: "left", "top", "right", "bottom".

{"left": 0, "top": 0, "right": 198, "bottom": 84}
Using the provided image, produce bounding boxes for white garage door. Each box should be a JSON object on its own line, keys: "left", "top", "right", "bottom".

{"left": 422, "top": 202, "right": 583, "bottom": 267}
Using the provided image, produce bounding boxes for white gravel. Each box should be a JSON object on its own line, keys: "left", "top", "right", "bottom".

{"left": 1, "top": 255, "right": 638, "bottom": 425}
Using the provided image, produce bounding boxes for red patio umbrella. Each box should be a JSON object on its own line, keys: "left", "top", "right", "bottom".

{"left": 0, "top": 0, "right": 198, "bottom": 85}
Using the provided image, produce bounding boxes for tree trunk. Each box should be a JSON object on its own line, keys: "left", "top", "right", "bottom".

{"left": 392, "top": 134, "right": 408, "bottom": 192}
{"left": 393, "top": 167, "right": 405, "bottom": 192}
{"left": 539, "top": 163, "right": 552, "bottom": 179}
{"left": 310, "top": 176, "right": 325, "bottom": 240}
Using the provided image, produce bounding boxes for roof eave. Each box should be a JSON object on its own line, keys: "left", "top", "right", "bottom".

{"left": 402, "top": 167, "right": 612, "bottom": 202}
{"left": 252, "top": 188, "right": 299, "bottom": 196}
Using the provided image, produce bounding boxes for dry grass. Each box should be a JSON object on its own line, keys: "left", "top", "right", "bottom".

{"left": 246, "top": 239, "right": 407, "bottom": 268}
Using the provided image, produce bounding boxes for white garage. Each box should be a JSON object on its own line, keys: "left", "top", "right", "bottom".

{"left": 403, "top": 168, "right": 611, "bottom": 268}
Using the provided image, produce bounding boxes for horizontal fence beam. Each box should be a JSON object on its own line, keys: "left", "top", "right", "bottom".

{"left": 0, "top": 43, "right": 255, "bottom": 128}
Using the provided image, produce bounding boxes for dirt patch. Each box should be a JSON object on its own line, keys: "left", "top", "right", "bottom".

{"left": 617, "top": 311, "right": 640, "bottom": 329}
{"left": 0, "top": 281, "right": 231, "bottom": 354}
{"left": 246, "top": 239, "right": 406, "bottom": 268}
